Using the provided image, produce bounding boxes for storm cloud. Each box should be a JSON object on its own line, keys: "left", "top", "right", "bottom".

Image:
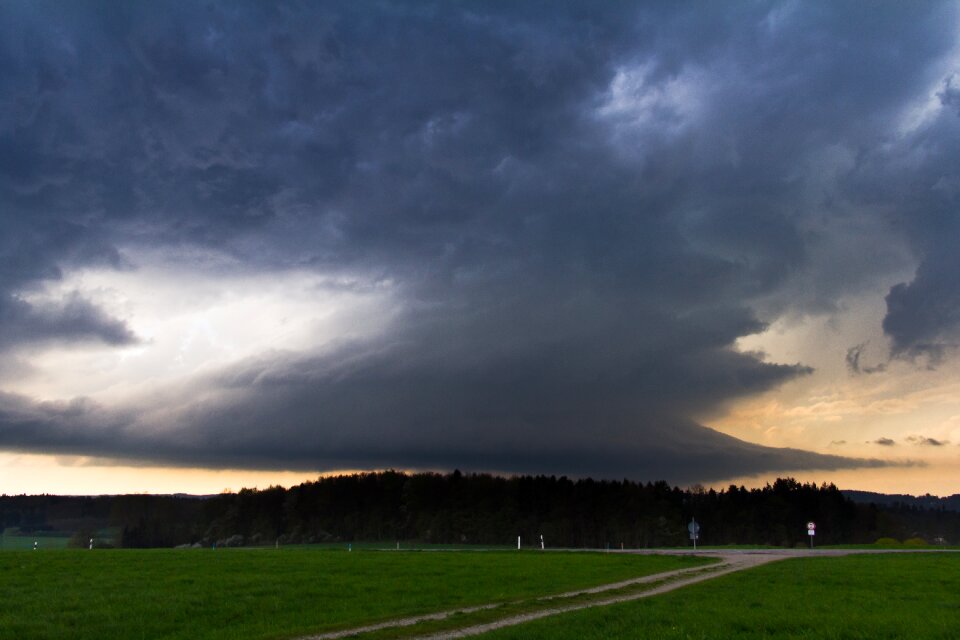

{"left": 1, "top": 1, "right": 955, "bottom": 481}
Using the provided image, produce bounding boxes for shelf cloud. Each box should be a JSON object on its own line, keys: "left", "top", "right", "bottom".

{"left": 2, "top": 2, "right": 956, "bottom": 483}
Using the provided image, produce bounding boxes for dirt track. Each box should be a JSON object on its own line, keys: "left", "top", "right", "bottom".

{"left": 299, "top": 548, "right": 958, "bottom": 640}
{"left": 407, "top": 551, "right": 784, "bottom": 640}
{"left": 300, "top": 550, "right": 780, "bottom": 640}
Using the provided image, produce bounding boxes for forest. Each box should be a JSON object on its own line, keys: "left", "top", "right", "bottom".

{"left": 2, "top": 471, "right": 958, "bottom": 548}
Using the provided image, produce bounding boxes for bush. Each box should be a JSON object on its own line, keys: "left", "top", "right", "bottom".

{"left": 903, "top": 537, "right": 928, "bottom": 546}
{"left": 874, "top": 537, "right": 900, "bottom": 546}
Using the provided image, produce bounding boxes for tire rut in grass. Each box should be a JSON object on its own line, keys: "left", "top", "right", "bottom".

{"left": 407, "top": 554, "right": 784, "bottom": 640}
{"left": 296, "top": 558, "right": 731, "bottom": 640}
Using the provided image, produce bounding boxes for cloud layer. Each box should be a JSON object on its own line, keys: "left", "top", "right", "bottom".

{"left": 2, "top": 1, "right": 958, "bottom": 481}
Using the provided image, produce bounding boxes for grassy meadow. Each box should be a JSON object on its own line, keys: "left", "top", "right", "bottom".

{"left": 477, "top": 553, "right": 960, "bottom": 639}
{"left": 0, "top": 548, "right": 707, "bottom": 640}
{"left": 0, "top": 533, "right": 70, "bottom": 550}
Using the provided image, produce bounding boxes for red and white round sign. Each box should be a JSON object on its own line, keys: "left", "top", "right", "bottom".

{"left": 807, "top": 521, "right": 816, "bottom": 530}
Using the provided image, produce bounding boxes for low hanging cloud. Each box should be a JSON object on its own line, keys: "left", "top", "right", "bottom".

{"left": 0, "top": 343, "right": 888, "bottom": 485}
{"left": 0, "top": 1, "right": 954, "bottom": 481}
{"left": 872, "top": 438, "right": 897, "bottom": 447}
{"left": 906, "top": 436, "right": 948, "bottom": 447}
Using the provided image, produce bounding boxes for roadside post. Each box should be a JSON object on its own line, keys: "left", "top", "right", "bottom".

{"left": 540, "top": 534, "right": 544, "bottom": 550}
{"left": 688, "top": 518, "right": 700, "bottom": 550}
{"left": 807, "top": 521, "right": 816, "bottom": 549}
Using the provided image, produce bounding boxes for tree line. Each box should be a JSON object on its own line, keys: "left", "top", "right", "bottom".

{"left": 2, "top": 472, "right": 958, "bottom": 548}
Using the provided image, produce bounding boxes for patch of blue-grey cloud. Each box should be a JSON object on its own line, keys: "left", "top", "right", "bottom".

{"left": 0, "top": 1, "right": 954, "bottom": 480}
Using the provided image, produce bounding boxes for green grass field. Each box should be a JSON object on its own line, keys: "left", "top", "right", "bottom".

{"left": 0, "top": 549, "right": 707, "bottom": 640}
{"left": 0, "top": 534, "right": 70, "bottom": 550}
{"left": 274, "top": 541, "right": 514, "bottom": 551}
{"left": 476, "top": 553, "right": 960, "bottom": 639}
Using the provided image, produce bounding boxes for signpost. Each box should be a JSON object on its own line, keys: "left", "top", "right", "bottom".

{"left": 807, "top": 521, "right": 816, "bottom": 549}
{"left": 688, "top": 518, "right": 700, "bottom": 550}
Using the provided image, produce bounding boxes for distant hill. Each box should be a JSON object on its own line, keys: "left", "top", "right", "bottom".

{"left": 842, "top": 490, "right": 960, "bottom": 512}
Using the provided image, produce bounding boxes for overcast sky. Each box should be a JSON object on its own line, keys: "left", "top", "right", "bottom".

{"left": 3, "top": 1, "right": 960, "bottom": 495}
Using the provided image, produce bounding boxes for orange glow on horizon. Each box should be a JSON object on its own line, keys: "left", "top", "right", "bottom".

{"left": 2, "top": 451, "right": 958, "bottom": 498}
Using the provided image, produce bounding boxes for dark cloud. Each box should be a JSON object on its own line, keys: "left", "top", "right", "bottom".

{"left": 0, "top": 1, "right": 957, "bottom": 480}
{"left": 846, "top": 343, "right": 888, "bottom": 375}
{"left": 883, "top": 252, "right": 960, "bottom": 362}
{"left": 939, "top": 74, "right": 960, "bottom": 114}
{"left": 0, "top": 292, "right": 137, "bottom": 350}
{"left": 0, "top": 352, "right": 889, "bottom": 484}
{"left": 906, "top": 436, "right": 948, "bottom": 447}
{"left": 873, "top": 78, "right": 960, "bottom": 360}
{"left": 873, "top": 438, "right": 896, "bottom": 447}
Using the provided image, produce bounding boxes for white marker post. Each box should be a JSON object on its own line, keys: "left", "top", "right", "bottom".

{"left": 89, "top": 538, "right": 94, "bottom": 550}
{"left": 540, "top": 534, "right": 544, "bottom": 550}
{"left": 807, "top": 521, "right": 816, "bottom": 549}
{"left": 517, "top": 535, "right": 521, "bottom": 550}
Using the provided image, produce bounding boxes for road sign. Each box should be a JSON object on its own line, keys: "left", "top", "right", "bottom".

{"left": 807, "top": 521, "right": 816, "bottom": 535}
{"left": 688, "top": 519, "right": 700, "bottom": 549}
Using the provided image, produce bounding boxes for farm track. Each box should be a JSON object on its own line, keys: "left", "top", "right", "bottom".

{"left": 297, "top": 551, "right": 778, "bottom": 640}
{"left": 296, "top": 548, "right": 960, "bottom": 640}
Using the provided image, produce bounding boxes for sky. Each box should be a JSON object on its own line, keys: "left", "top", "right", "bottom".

{"left": 2, "top": 1, "right": 960, "bottom": 496}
